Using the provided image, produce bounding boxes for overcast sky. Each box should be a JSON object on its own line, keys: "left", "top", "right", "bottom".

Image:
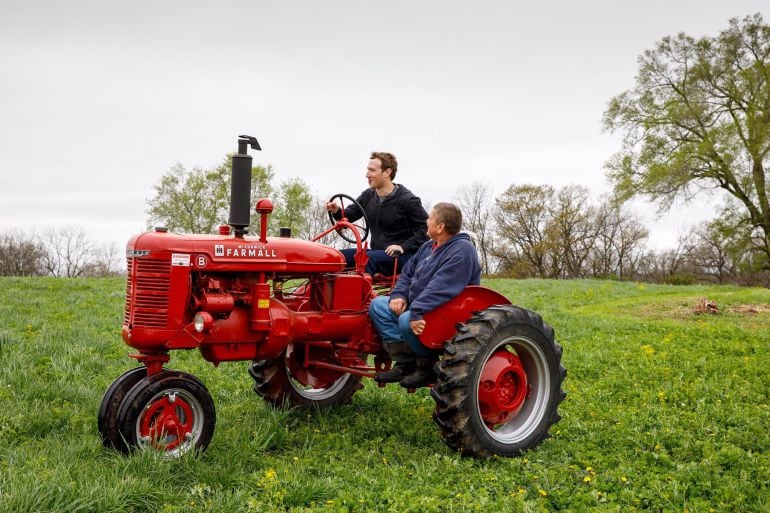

{"left": 1, "top": 1, "right": 767, "bottom": 251}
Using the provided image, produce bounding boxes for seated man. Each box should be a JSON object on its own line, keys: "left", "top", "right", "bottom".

{"left": 326, "top": 151, "right": 428, "bottom": 276}
{"left": 369, "top": 202, "right": 482, "bottom": 387}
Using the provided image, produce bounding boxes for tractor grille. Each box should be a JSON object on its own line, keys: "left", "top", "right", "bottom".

{"left": 124, "top": 257, "right": 171, "bottom": 328}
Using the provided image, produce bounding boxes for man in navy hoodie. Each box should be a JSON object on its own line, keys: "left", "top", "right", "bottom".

{"left": 326, "top": 152, "right": 428, "bottom": 276}
{"left": 369, "top": 202, "right": 482, "bottom": 388}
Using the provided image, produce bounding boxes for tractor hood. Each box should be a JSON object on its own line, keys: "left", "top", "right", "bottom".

{"left": 126, "top": 231, "right": 346, "bottom": 274}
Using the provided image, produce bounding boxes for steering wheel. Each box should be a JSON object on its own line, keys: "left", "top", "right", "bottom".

{"left": 327, "top": 193, "right": 370, "bottom": 244}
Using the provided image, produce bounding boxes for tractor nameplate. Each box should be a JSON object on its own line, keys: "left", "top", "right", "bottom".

{"left": 126, "top": 249, "right": 150, "bottom": 258}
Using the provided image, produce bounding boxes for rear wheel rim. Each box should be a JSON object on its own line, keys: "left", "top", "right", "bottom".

{"left": 476, "top": 335, "right": 551, "bottom": 444}
{"left": 284, "top": 344, "right": 355, "bottom": 401}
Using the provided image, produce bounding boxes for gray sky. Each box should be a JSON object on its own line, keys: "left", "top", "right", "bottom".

{"left": 1, "top": 1, "right": 767, "bottom": 250}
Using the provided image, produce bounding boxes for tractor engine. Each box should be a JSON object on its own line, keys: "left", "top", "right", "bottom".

{"left": 123, "top": 228, "right": 378, "bottom": 364}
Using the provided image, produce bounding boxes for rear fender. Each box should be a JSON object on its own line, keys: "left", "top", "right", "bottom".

{"left": 419, "top": 286, "right": 510, "bottom": 350}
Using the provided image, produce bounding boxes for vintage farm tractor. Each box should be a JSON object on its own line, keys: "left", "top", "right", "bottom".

{"left": 98, "top": 135, "right": 566, "bottom": 458}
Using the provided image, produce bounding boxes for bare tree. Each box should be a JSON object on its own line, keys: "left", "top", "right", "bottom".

{"left": 88, "top": 242, "right": 124, "bottom": 277}
{"left": 0, "top": 230, "right": 46, "bottom": 276}
{"left": 39, "top": 226, "right": 122, "bottom": 277}
{"left": 547, "top": 185, "right": 599, "bottom": 278}
{"left": 493, "top": 184, "right": 555, "bottom": 278}
{"left": 455, "top": 182, "right": 495, "bottom": 275}
{"left": 637, "top": 229, "right": 698, "bottom": 283}
{"left": 591, "top": 200, "right": 649, "bottom": 280}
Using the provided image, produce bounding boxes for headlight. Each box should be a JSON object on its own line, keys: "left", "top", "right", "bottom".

{"left": 193, "top": 312, "right": 214, "bottom": 333}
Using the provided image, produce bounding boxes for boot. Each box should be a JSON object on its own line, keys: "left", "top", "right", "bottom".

{"left": 374, "top": 342, "right": 416, "bottom": 383}
{"left": 399, "top": 356, "right": 438, "bottom": 388}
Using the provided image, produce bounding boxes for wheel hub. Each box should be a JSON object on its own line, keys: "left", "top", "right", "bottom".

{"left": 478, "top": 349, "right": 528, "bottom": 428}
{"left": 140, "top": 393, "right": 194, "bottom": 451}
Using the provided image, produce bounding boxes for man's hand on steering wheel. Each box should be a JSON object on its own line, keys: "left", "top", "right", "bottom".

{"left": 326, "top": 193, "right": 370, "bottom": 244}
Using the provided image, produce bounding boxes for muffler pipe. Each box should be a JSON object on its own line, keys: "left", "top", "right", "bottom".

{"left": 228, "top": 135, "right": 261, "bottom": 237}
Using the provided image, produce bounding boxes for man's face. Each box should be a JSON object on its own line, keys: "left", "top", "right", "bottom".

{"left": 366, "top": 158, "right": 390, "bottom": 189}
{"left": 426, "top": 209, "right": 443, "bottom": 241}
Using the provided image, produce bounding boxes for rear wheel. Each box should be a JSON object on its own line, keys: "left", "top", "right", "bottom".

{"left": 98, "top": 367, "right": 147, "bottom": 450}
{"left": 117, "top": 370, "right": 215, "bottom": 457}
{"left": 431, "top": 305, "right": 566, "bottom": 458}
{"left": 249, "top": 343, "right": 363, "bottom": 407}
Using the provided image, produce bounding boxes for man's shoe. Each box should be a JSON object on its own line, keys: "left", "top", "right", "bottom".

{"left": 399, "top": 357, "right": 437, "bottom": 388}
{"left": 374, "top": 362, "right": 416, "bottom": 383}
{"left": 374, "top": 341, "right": 416, "bottom": 383}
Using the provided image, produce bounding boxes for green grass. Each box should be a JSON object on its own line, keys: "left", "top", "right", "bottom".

{"left": 1, "top": 276, "right": 768, "bottom": 512}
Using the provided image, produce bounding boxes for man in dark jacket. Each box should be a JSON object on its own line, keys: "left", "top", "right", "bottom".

{"left": 369, "top": 202, "right": 482, "bottom": 387}
{"left": 326, "top": 152, "right": 428, "bottom": 276}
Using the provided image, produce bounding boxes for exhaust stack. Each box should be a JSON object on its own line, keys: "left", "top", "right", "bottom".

{"left": 229, "top": 135, "right": 261, "bottom": 237}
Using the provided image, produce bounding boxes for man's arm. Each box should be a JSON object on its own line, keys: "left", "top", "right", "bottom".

{"left": 408, "top": 248, "right": 477, "bottom": 321}
{"left": 388, "top": 241, "right": 424, "bottom": 301}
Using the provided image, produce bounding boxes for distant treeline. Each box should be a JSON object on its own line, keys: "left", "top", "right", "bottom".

{"left": 0, "top": 227, "right": 121, "bottom": 278}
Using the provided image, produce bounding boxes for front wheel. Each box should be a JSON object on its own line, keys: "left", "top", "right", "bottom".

{"left": 98, "top": 367, "right": 147, "bottom": 450}
{"left": 431, "top": 305, "right": 566, "bottom": 458}
{"left": 116, "top": 370, "right": 216, "bottom": 457}
{"left": 249, "top": 343, "right": 363, "bottom": 407}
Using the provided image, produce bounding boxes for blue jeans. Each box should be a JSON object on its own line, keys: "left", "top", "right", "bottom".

{"left": 369, "top": 295, "right": 432, "bottom": 357}
{"left": 340, "top": 248, "right": 413, "bottom": 276}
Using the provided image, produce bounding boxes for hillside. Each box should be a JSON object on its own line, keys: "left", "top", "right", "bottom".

{"left": 0, "top": 277, "right": 768, "bottom": 512}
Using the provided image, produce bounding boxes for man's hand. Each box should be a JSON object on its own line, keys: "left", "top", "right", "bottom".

{"left": 385, "top": 245, "right": 404, "bottom": 257}
{"left": 410, "top": 319, "right": 426, "bottom": 336}
{"left": 325, "top": 201, "right": 340, "bottom": 213}
{"left": 389, "top": 297, "right": 407, "bottom": 315}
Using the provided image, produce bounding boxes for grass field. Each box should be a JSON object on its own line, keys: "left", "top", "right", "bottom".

{"left": 0, "top": 276, "right": 768, "bottom": 512}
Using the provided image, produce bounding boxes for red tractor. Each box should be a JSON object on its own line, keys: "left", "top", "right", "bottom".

{"left": 98, "top": 136, "right": 566, "bottom": 458}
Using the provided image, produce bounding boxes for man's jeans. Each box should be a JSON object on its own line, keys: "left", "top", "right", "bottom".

{"left": 340, "top": 249, "right": 413, "bottom": 276}
{"left": 369, "top": 295, "right": 431, "bottom": 357}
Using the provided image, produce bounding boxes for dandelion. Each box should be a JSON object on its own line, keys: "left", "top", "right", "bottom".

{"left": 538, "top": 489, "right": 548, "bottom": 497}
{"left": 583, "top": 476, "right": 592, "bottom": 483}
{"left": 641, "top": 344, "right": 655, "bottom": 356}
{"left": 264, "top": 469, "right": 277, "bottom": 481}
{"left": 621, "top": 476, "right": 628, "bottom": 484}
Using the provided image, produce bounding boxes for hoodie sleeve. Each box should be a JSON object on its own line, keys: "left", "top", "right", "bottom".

{"left": 407, "top": 243, "right": 477, "bottom": 321}
{"left": 389, "top": 241, "right": 426, "bottom": 301}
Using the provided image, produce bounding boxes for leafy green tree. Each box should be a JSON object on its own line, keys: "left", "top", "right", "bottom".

{"left": 272, "top": 177, "right": 313, "bottom": 238}
{"left": 603, "top": 14, "right": 770, "bottom": 267}
{"left": 146, "top": 156, "right": 274, "bottom": 234}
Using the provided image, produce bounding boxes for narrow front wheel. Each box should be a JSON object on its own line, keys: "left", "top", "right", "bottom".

{"left": 98, "top": 367, "right": 147, "bottom": 450}
{"left": 117, "top": 370, "right": 215, "bottom": 457}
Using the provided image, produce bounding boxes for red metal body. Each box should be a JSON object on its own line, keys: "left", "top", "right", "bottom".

{"left": 122, "top": 209, "right": 510, "bottom": 385}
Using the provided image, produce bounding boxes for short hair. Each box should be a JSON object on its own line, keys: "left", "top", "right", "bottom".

{"left": 370, "top": 152, "right": 398, "bottom": 180}
{"left": 432, "top": 202, "right": 463, "bottom": 235}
